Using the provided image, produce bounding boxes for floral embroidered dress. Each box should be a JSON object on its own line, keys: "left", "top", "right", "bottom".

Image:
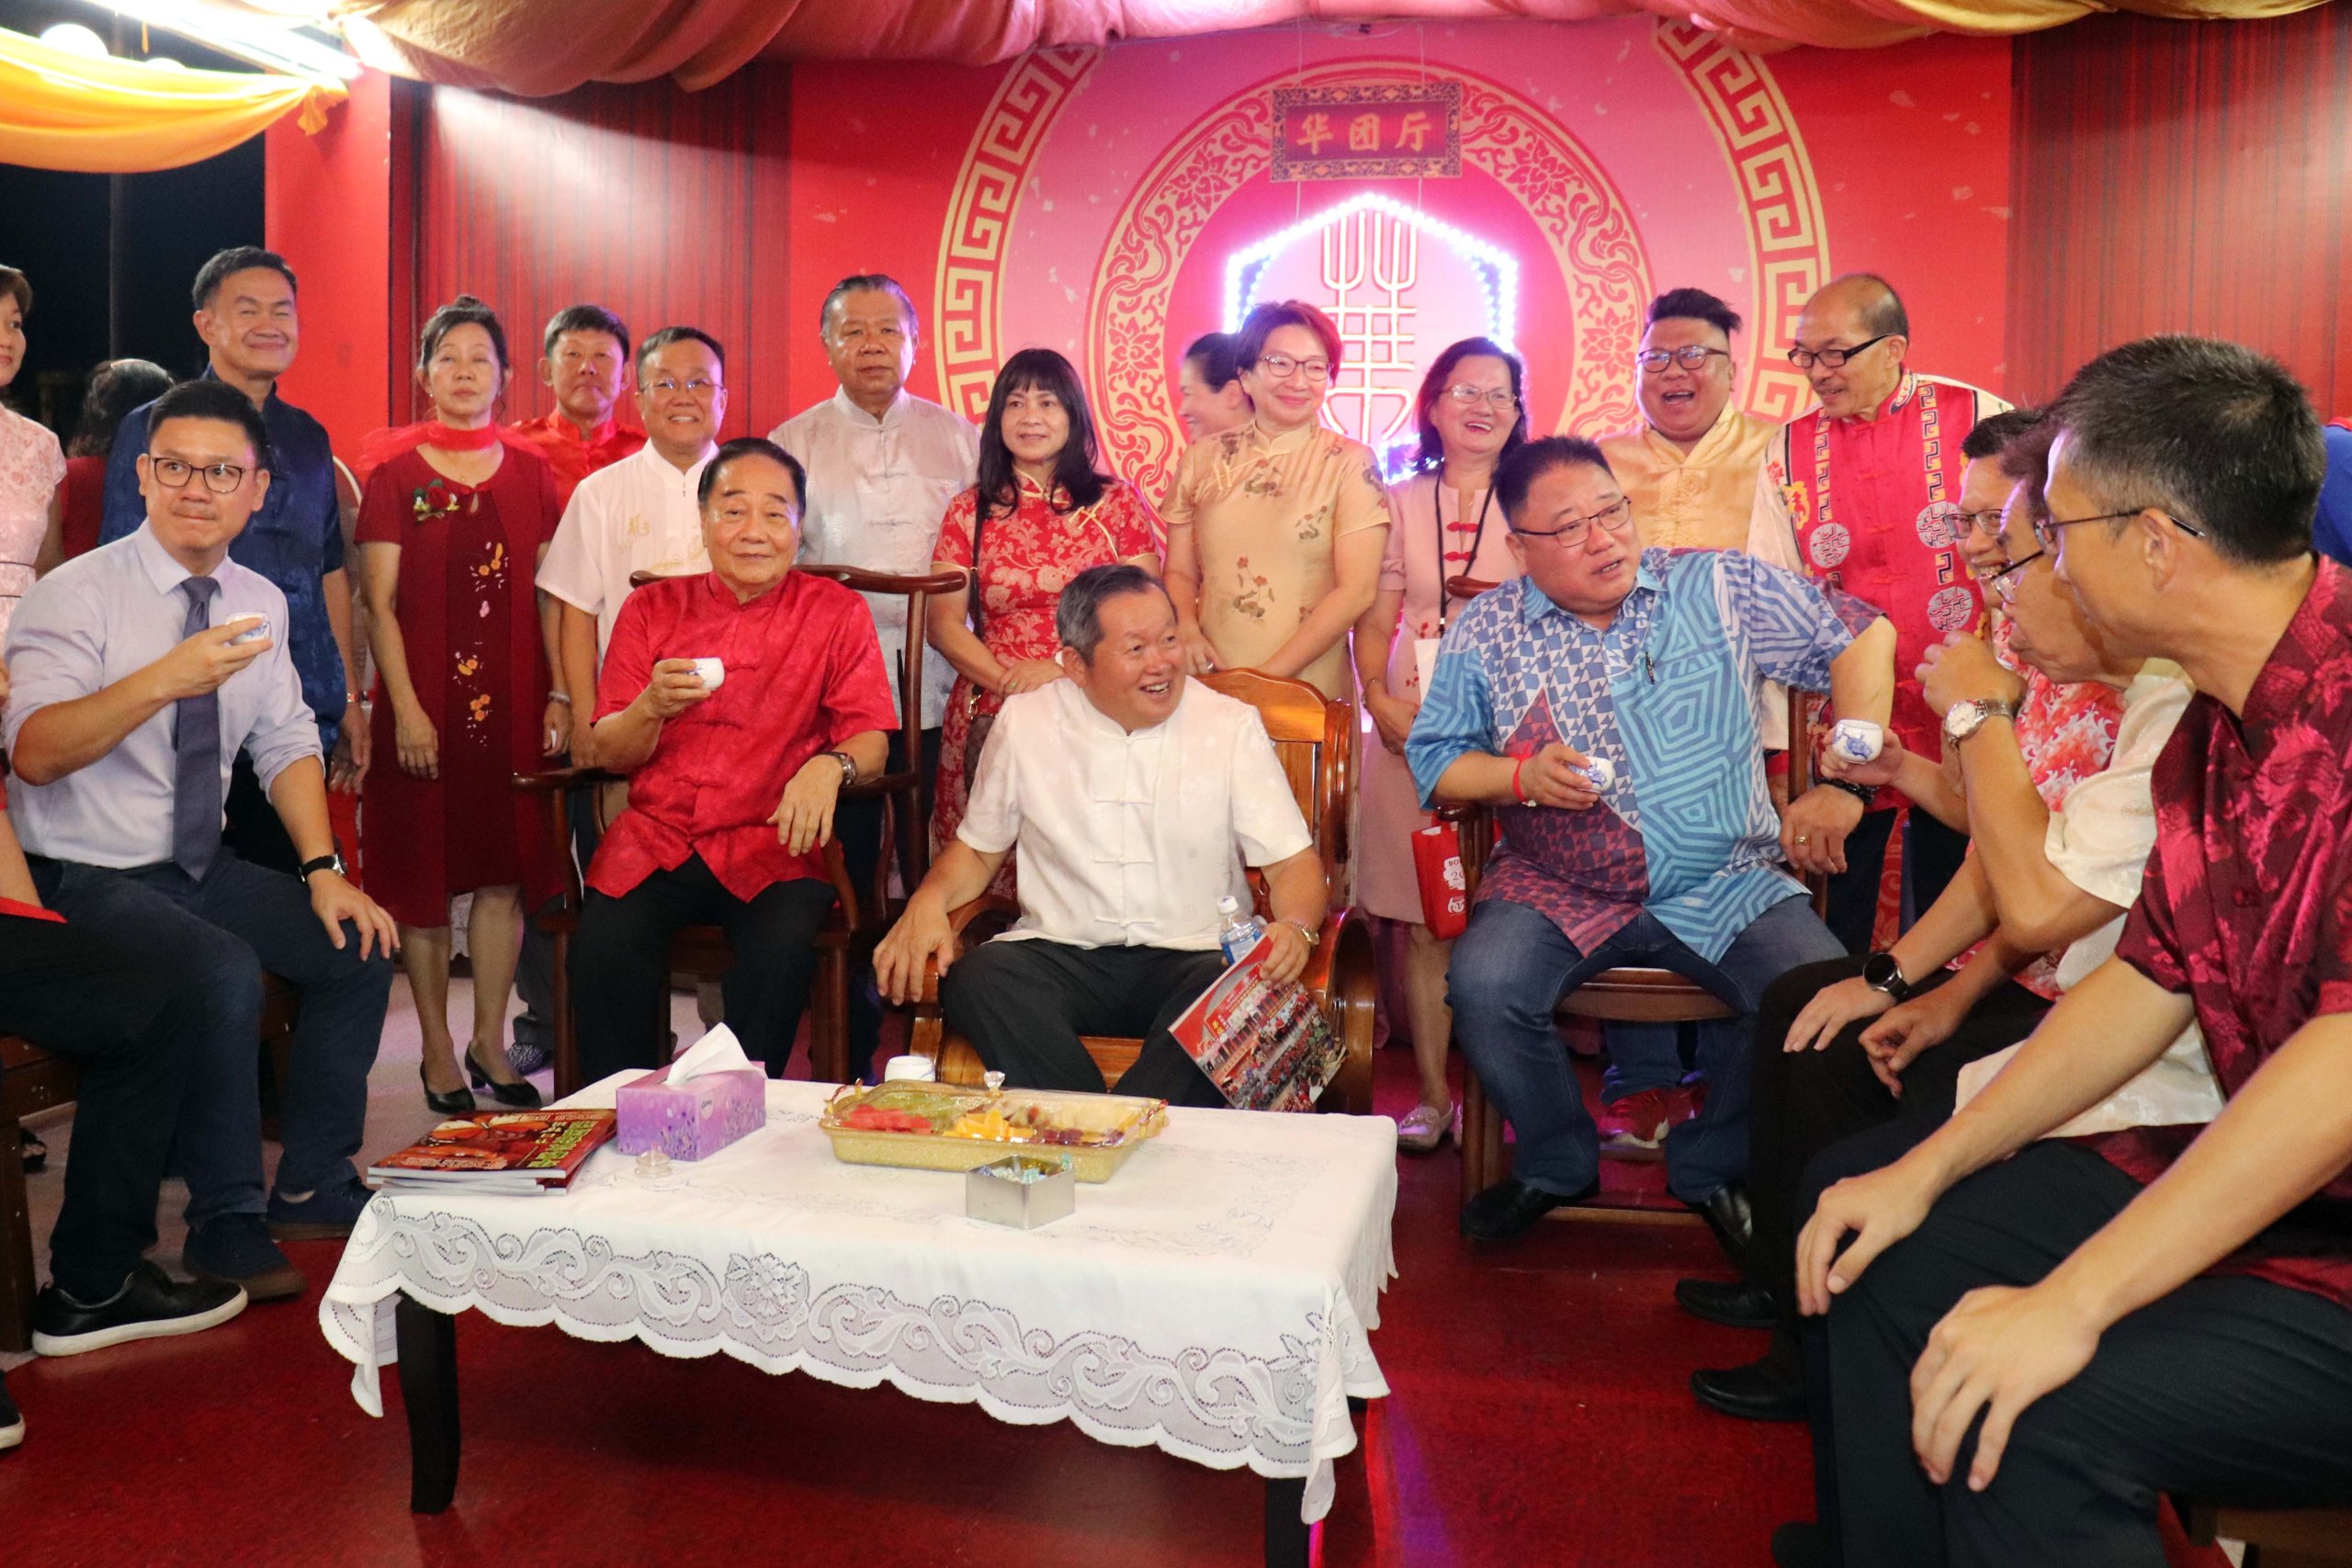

{"left": 931, "top": 473, "right": 1163, "bottom": 871}
{"left": 0, "top": 406, "right": 66, "bottom": 648}
{"left": 1161, "top": 420, "right": 1393, "bottom": 698}
{"left": 355, "top": 445, "right": 560, "bottom": 928}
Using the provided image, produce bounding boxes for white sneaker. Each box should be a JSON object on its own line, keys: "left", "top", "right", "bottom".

{"left": 1396, "top": 1101, "right": 1455, "bottom": 1153}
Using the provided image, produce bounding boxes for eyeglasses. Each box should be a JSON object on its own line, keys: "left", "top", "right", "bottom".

{"left": 1960, "top": 506, "right": 2007, "bottom": 536}
{"left": 1787, "top": 333, "right": 1894, "bottom": 371}
{"left": 146, "top": 457, "right": 250, "bottom": 494}
{"left": 2031, "top": 507, "right": 2206, "bottom": 552}
{"left": 1254, "top": 353, "right": 1331, "bottom": 383}
{"left": 1634, "top": 346, "right": 1730, "bottom": 373}
{"left": 1441, "top": 384, "right": 1519, "bottom": 410}
{"left": 646, "top": 378, "right": 720, "bottom": 397}
{"left": 1984, "top": 548, "right": 2045, "bottom": 602}
{"left": 1510, "top": 496, "right": 1634, "bottom": 547}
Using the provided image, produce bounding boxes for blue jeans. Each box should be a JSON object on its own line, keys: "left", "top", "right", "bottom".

{"left": 31, "top": 852, "right": 394, "bottom": 1224}
{"left": 1448, "top": 893, "right": 1842, "bottom": 1204}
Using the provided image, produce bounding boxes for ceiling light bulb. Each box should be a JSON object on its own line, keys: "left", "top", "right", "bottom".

{"left": 40, "top": 22, "right": 111, "bottom": 58}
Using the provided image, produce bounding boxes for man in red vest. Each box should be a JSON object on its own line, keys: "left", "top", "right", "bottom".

{"left": 1747, "top": 274, "right": 2009, "bottom": 953}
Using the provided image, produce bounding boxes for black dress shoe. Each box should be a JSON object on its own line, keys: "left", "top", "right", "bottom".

{"left": 1459, "top": 1177, "right": 1596, "bottom": 1242}
{"left": 31, "top": 1260, "right": 247, "bottom": 1357}
{"left": 1675, "top": 1276, "right": 1777, "bottom": 1330}
{"left": 1690, "top": 1356, "right": 1807, "bottom": 1421}
{"left": 1687, "top": 1181, "right": 1754, "bottom": 1273}
{"left": 467, "top": 1042, "right": 544, "bottom": 1109}
{"left": 1770, "top": 1521, "right": 1826, "bottom": 1568}
{"left": 419, "top": 1065, "right": 476, "bottom": 1117}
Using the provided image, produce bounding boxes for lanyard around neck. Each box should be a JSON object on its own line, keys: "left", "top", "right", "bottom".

{"left": 1432, "top": 476, "right": 1495, "bottom": 630}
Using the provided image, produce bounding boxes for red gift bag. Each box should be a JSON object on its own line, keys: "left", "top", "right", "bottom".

{"left": 1412, "top": 821, "right": 1470, "bottom": 939}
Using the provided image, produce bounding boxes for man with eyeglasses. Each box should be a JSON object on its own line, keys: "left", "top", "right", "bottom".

{"left": 1600, "top": 288, "right": 1778, "bottom": 552}
{"left": 101, "top": 247, "right": 368, "bottom": 874}
{"left": 1408, "top": 436, "right": 1892, "bottom": 1246}
{"left": 1745, "top": 274, "right": 2012, "bottom": 959}
{"left": 1792, "top": 336, "right": 2352, "bottom": 1568}
{"left": 774, "top": 276, "right": 978, "bottom": 1077}
{"left": 7, "top": 378, "right": 398, "bottom": 1304}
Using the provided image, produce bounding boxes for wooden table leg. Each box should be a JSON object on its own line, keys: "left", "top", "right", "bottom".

{"left": 1263, "top": 1474, "right": 1310, "bottom": 1568}
{"left": 395, "top": 1294, "right": 461, "bottom": 1513}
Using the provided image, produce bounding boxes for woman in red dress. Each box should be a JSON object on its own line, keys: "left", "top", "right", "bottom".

{"left": 926, "top": 348, "right": 1164, "bottom": 886}
{"left": 356, "top": 297, "right": 564, "bottom": 1113}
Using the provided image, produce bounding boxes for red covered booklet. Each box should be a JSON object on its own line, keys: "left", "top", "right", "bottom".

{"left": 1165, "top": 934, "right": 1344, "bottom": 1112}
{"left": 366, "top": 1109, "right": 617, "bottom": 1195}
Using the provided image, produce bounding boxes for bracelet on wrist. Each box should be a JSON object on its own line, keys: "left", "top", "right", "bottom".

{"left": 548, "top": 691, "right": 571, "bottom": 706}
{"left": 1822, "top": 777, "right": 1874, "bottom": 807}
{"left": 1510, "top": 755, "right": 1532, "bottom": 805}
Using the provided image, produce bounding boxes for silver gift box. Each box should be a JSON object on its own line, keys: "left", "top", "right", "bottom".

{"left": 965, "top": 1155, "right": 1076, "bottom": 1229}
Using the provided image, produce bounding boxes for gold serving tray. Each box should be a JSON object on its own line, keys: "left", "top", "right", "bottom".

{"left": 819, "top": 1080, "right": 1168, "bottom": 1183}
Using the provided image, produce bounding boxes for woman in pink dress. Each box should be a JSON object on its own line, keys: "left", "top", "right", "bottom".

{"left": 356, "top": 297, "right": 564, "bottom": 1114}
{"left": 0, "top": 266, "right": 66, "bottom": 649}
{"left": 1351, "top": 339, "right": 1530, "bottom": 1151}
{"left": 928, "top": 349, "right": 1164, "bottom": 887}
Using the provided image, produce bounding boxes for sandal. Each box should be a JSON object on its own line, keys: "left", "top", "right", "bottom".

{"left": 1396, "top": 1101, "right": 1455, "bottom": 1154}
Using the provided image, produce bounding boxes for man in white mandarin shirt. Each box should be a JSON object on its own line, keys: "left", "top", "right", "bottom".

{"left": 876, "top": 565, "right": 1327, "bottom": 1106}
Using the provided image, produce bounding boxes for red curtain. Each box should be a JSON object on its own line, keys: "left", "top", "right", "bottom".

{"left": 409, "top": 69, "right": 798, "bottom": 440}
{"left": 2007, "top": 6, "right": 2352, "bottom": 412}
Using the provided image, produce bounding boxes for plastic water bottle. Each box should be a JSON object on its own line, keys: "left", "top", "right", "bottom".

{"left": 1217, "top": 895, "right": 1265, "bottom": 964}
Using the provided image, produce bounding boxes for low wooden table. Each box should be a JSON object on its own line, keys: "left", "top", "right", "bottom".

{"left": 320, "top": 1077, "right": 1397, "bottom": 1566}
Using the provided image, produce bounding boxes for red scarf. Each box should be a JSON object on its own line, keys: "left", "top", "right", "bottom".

{"left": 354, "top": 419, "right": 533, "bottom": 488}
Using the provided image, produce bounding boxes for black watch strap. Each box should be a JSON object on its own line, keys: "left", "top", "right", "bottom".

{"left": 1862, "top": 950, "right": 1912, "bottom": 1001}
{"left": 299, "top": 852, "right": 343, "bottom": 882}
{"left": 1822, "top": 777, "right": 1874, "bottom": 807}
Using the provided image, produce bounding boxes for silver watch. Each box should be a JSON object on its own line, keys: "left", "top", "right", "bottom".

{"left": 1943, "top": 698, "right": 2018, "bottom": 744}
{"left": 825, "top": 750, "right": 857, "bottom": 785}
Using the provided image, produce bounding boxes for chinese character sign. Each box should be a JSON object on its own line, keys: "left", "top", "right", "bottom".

{"left": 1272, "top": 82, "right": 1462, "bottom": 181}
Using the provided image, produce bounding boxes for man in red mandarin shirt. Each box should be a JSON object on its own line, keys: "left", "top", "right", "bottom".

{"left": 571, "top": 437, "right": 894, "bottom": 1080}
{"left": 1791, "top": 338, "right": 2352, "bottom": 1566}
{"left": 504, "top": 303, "right": 645, "bottom": 509}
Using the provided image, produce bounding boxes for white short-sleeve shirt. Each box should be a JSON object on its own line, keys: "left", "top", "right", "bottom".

{"left": 535, "top": 442, "right": 714, "bottom": 658}
{"left": 1954, "top": 659, "right": 2225, "bottom": 1136}
{"left": 772, "top": 388, "right": 978, "bottom": 728}
{"left": 958, "top": 679, "right": 1315, "bottom": 950}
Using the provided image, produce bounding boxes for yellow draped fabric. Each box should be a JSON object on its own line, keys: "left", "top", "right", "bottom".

{"left": 275, "top": 0, "right": 2329, "bottom": 92}
{"left": 0, "top": 26, "right": 345, "bottom": 174}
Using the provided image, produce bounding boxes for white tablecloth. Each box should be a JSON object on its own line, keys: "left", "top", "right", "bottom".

{"left": 319, "top": 1077, "right": 1397, "bottom": 1522}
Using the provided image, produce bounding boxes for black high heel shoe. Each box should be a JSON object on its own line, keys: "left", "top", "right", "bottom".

{"left": 420, "top": 1065, "right": 476, "bottom": 1117}
{"left": 466, "top": 1042, "right": 543, "bottom": 1109}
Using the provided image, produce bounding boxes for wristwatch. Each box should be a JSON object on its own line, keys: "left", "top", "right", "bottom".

{"left": 824, "top": 750, "right": 858, "bottom": 785}
{"left": 1943, "top": 698, "right": 2019, "bottom": 744}
{"left": 1861, "top": 950, "right": 1913, "bottom": 1002}
{"left": 1280, "top": 918, "right": 1321, "bottom": 948}
{"left": 299, "top": 852, "right": 346, "bottom": 884}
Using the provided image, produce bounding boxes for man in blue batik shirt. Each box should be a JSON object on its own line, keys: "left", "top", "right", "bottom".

{"left": 101, "top": 247, "right": 364, "bottom": 874}
{"left": 1408, "top": 436, "right": 1895, "bottom": 1247}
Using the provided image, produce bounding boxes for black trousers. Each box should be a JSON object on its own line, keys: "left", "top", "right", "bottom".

{"left": 1819, "top": 1142, "right": 2352, "bottom": 1566}
{"left": 839, "top": 726, "right": 941, "bottom": 1083}
{"left": 1824, "top": 807, "right": 1971, "bottom": 955}
{"left": 514, "top": 773, "right": 606, "bottom": 1056}
{"left": 0, "top": 913, "right": 200, "bottom": 1303}
{"left": 940, "top": 940, "right": 1228, "bottom": 1109}
{"left": 571, "top": 855, "right": 836, "bottom": 1083}
{"left": 1749, "top": 955, "right": 2051, "bottom": 1314}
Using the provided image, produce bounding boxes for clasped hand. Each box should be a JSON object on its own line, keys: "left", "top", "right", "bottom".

{"left": 1514, "top": 743, "right": 1601, "bottom": 810}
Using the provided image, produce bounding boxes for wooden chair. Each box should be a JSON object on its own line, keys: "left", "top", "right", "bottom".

{"left": 518, "top": 564, "right": 967, "bottom": 1097}
{"left": 1438, "top": 574, "right": 1826, "bottom": 1213}
{"left": 1, "top": 976, "right": 300, "bottom": 1352}
{"left": 2182, "top": 1499, "right": 2352, "bottom": 1567}
{"left": 905, "top": 667, "right": 1378, "bottom": 1115}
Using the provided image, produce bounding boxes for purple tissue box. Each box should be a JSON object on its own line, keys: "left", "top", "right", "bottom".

{"left": 615, "top": 1066, "right": 766, "bottom": 1160}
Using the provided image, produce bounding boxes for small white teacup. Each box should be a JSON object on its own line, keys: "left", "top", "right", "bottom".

{"left": 1829, "top": 719, "right": 1884, "bottom": 764}
{"left": 691, "top": 657, "right": 726, "bottom": 691}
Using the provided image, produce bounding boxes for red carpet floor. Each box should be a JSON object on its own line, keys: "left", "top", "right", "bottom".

{"left": 0, "top": 1046, "right": 2228, "bottom": 1567}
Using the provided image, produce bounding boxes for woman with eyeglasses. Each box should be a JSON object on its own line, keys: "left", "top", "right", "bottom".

{"left": 927, "top": 348, "right": 1166, "bottom": 885}
{"left": 356, "top": 296, "right": 563, "bottom": 1114}
{"left": 0, "top": 265, "right": 66, "bottom": 649}
{"left": 1349, "top": 339, "right": 1529, "bottom": 1150}
{"left": 1684, "top": 411, "right": 2190, "bottom": 1427}
{"left": 1162, "top": 299, "right": 1393, "bottom": 699}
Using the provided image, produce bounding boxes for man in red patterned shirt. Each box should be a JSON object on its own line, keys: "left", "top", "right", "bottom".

{"left": 570, "top": 438, "right": 895, "bottom": 1082}
{"left": 1748, "top": 275, "right": 2009, "bottom": 954}
{"left": 1791, "top": 337, "right": 2352, "bottom": 1567}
